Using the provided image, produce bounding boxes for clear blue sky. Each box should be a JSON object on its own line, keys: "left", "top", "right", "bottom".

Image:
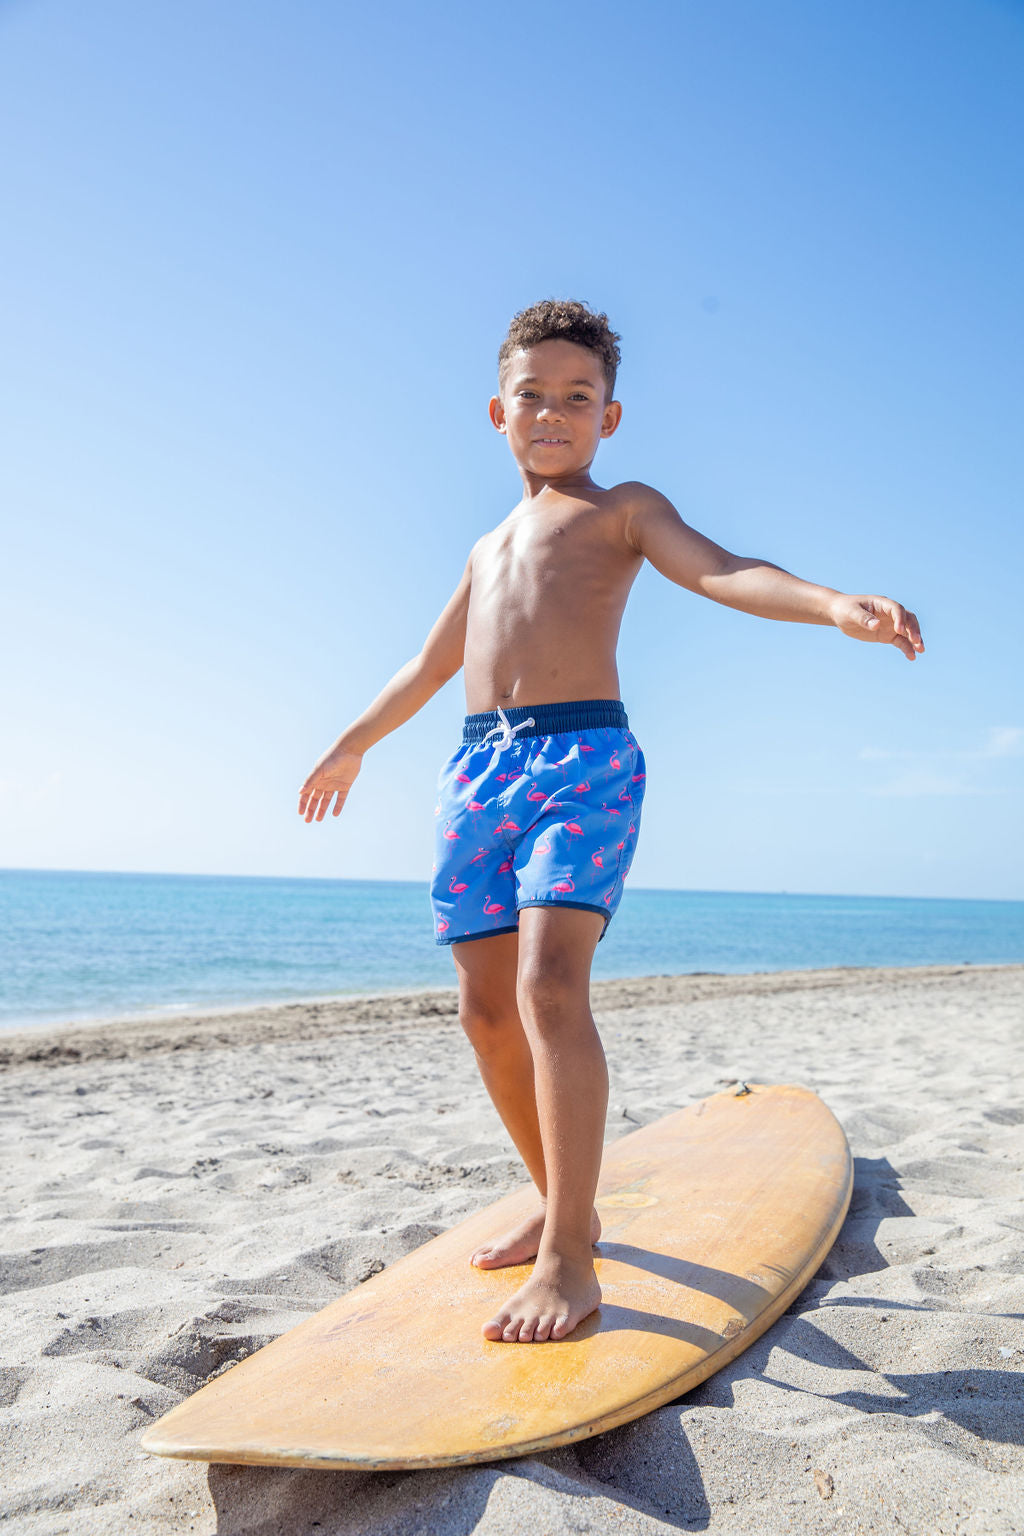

{"left": 2, "top": 0, "right": 1021, "bottom": 899}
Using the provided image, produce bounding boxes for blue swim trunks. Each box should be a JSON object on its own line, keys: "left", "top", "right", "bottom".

{"left": 430, "top": 699, "right": 646, "bottom": 946}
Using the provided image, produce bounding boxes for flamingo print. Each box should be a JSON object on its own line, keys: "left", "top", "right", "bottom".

{"left": 482, "top": 895, "right": 506, "bottom": 914}
{"left": 526, "top": 781, "right": 547, "bottom": 802}
{"left": 436, "top": 917, "right": 450, "bottom": 935}
{"left": 533, "top": 834, "right": 552, "bottom": 855}
{"left": 449, "top": 875, "right": 468, "bottom": 896}
{"left": 565, "top": 820, "right": 584, "bottom": 837}
{"left": 495, "top": 815, "right": 521, "bottom": 834}
{"left": 609, "top": 750, "right": 621, "bottom": 770}
{"left": 442, "top": 821, "right": 460, "bottom": 842}
{"left": 573, "top": 780, "right": 591, "bottom": 794}
{"left": 591, "top": 848, "right": 605, "bottom": 868}
{"left": 553, "top": 876, "right": 575, "bottom": 893}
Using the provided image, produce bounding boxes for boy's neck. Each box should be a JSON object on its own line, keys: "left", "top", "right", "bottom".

{"left": 517, "top": 462, "right": 603, "bottom": 500}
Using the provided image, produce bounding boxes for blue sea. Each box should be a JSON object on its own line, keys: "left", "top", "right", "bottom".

{"left": 0, "top": 868, "right": 1020, "bottom": 1033}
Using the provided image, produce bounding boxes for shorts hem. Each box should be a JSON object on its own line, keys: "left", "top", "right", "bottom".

{"left": 435, "top": 923, "right": 519, "bottom": 947}
{"left": 517, "top": 899, "right": 611, "bottom": 926}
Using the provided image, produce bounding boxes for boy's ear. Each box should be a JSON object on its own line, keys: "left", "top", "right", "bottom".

{"left": 600, "top": 399, "right": 623, "bottom": 438}
{"left": 488, "top": 395, "right": 507, "bottom": 433}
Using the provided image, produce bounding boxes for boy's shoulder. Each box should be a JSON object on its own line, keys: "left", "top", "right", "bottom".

{"left": 604, "top": 479, "right": 670, "bottom": 508}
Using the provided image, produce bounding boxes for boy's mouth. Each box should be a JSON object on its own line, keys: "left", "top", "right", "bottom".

{"left": 533, "top": 438, "right": 569, "bottom": 446}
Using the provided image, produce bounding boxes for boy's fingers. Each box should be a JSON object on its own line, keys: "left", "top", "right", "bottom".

{"left": 887, "top": 600, "right": 907, "bottom": 635}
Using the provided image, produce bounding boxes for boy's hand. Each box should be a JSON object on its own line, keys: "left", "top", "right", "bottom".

{"left": 829, "top": 595, "right": 924, "bottom": 660}
{"left": 298, "top": 744, "right": 364, "bottom": 822}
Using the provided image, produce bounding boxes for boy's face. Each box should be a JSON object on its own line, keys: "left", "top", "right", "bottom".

{"left": 489, "top": 339, "right": 622, "bottom": 479}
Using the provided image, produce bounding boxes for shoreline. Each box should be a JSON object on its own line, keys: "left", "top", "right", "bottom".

{"left": 2, "top": 960, "right": 1020, "bottom": 1071}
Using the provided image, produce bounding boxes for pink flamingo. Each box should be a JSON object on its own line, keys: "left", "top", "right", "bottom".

{"left": 449, "top": 875, "right": 468, "bottom": 896}
{"left": 442, "top": 821, "right": 460, "bottom": 842}
{"left": 495, "top": 815, "right": 521, "bottom": 834}
{"left": 526, "top": 781, "right": 547, "bottom": 802}
{"left": 609, "top": 750, "right": 621, "bottom": 770}
{"left": 456, "top": 771, "right": 472, "bottom": 784}
{"left": 602, "top": 888, "right": 615, "bottom": 906}
{"left": 591, "top": 848, "right": 605, "bottom": 868}
{"left": 573, "top": 779, "right": 591, "bottom": 794}
{"left": 436, "top": 917, "right": 450, "bottom": 934}
{"left": 631, "top": 771, "right": 646, "bottom": 784}
{"left": 469, "top": 847, "right": 490, "bottom": 865}
{"left": 553, "top": 876, "right": 575, "bottom": 894}
{"left": 534, "top": 834, "right": 552, "bottom": 855}
{"left": 482, "top": 895, "right": 506, "bottom": 914}
{"left": 497, "top": 856, "right": 514, "bottom": 874}
{"left": 433, "top": 801, "right": 442, "bottom": 817}
{"left": 466, "top": 797, "right": 486, "bottom": 833}
{"left": 618, "top": 783, "right": 632, "bottom": 802}
{"left": 577, "top": 739, "right": 594, "bottom": 753}
{"left": 565, "top": 820, "right": 584, "bottom": 837}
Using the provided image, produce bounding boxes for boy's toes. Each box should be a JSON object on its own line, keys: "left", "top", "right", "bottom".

{"left": 502, "top": 1316, "right": 525, "bottom": 1342}
{"left": 550, "top": 1313, "right": 572, "bottom": 1340}
{"left": 482, "top": 1312, "right": 510, "bottom": 1341}
{"left": 533, "top": 1313, "right": 556, "bottom": 1342}
{"left": 517, "top": 1316, "right": 538, "bottom": 1343}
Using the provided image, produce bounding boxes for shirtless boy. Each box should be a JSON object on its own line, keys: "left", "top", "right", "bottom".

{"left": 298, "top": 298, "right": 924, "bottom": 1346}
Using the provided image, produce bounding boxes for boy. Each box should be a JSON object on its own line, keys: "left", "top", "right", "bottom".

{"left": 298, "top": 299, "right": 924, "bottom": 1346}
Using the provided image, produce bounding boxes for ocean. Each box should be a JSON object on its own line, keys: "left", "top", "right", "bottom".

{"left": 0, "top": 868, "right": 1021, "bottom": 1033}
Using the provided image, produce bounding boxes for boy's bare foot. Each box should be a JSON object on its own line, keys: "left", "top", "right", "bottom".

{"left": 470, "top": 1205, "right": 602, "bottom": 1269}
{"left": 483, "top": 1249, "right": 602, "bottom": 1342}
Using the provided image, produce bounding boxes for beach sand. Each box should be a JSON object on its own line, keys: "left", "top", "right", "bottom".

{"left": 1, "top": 963, "right": 1022, "bottom": 1535}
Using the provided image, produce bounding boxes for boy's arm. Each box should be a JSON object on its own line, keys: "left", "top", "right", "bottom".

{"left": 624, "top": 485, "right": 924, "bottom": 661}
{"left": 298, "top": 547, "right": 475, "bottom": 823}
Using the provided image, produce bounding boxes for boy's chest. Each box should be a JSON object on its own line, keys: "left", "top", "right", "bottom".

{"left": 479, "top": 503, "right": 632, "bottom": 590}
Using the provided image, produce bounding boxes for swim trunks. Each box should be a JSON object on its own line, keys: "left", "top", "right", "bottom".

{"left": 430, "top": 699, "right": 646, "bottom": 946}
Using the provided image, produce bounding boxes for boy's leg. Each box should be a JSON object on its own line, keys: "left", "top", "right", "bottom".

{"left": 483, "top": 904, "right": 608, "bottom": 1344}
{"left": 451, "top": 931, "right": 601, "bottom": 1267}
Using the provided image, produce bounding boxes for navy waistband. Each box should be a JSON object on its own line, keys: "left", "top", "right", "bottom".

{"left": 462, "top": 699, "right": 629, "bottom": 743}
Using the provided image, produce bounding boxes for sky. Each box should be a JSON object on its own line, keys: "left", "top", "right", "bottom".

{"left": 1, "top": 0, "right": 1022, "bottom": 900}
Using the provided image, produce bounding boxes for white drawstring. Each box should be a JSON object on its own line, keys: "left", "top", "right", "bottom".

{"left": 482, "top": 706, "right": 535, "bottom": 750}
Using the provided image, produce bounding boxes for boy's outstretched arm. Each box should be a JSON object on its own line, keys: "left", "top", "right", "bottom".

{"left": 298, "top": 548, "right": 475, "bottom": 824}
{"left": 625, "top": 485, "right": 924, "bottom": 661}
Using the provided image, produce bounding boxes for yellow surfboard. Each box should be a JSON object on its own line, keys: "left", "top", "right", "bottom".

{"left": 140, "top": 1082, "right": 851, "bottom": 1470}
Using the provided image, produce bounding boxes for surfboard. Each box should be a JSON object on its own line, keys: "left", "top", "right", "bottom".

{"left": 140, "top": 1082, "right": 851, "bottom": 1470}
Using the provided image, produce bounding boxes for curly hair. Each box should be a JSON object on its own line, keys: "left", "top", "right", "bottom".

{"left": 497, "top": 298, "right": 621, "bottom": 400}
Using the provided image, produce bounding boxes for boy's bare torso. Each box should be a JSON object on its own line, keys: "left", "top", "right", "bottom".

{"left": 464, "top": 484, "right": 643, "bottom": 713}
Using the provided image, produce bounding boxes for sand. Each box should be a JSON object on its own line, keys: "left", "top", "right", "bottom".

{"left": 1, "top": 963, "right": 1022, "bottom": 1535}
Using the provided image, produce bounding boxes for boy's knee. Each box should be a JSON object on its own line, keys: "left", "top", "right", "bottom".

{"left": 458, "top": 992, "right": 520, "bottom": 1048}
{"left": 516, "top": 951, "right": 587, "bottom": 1021}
